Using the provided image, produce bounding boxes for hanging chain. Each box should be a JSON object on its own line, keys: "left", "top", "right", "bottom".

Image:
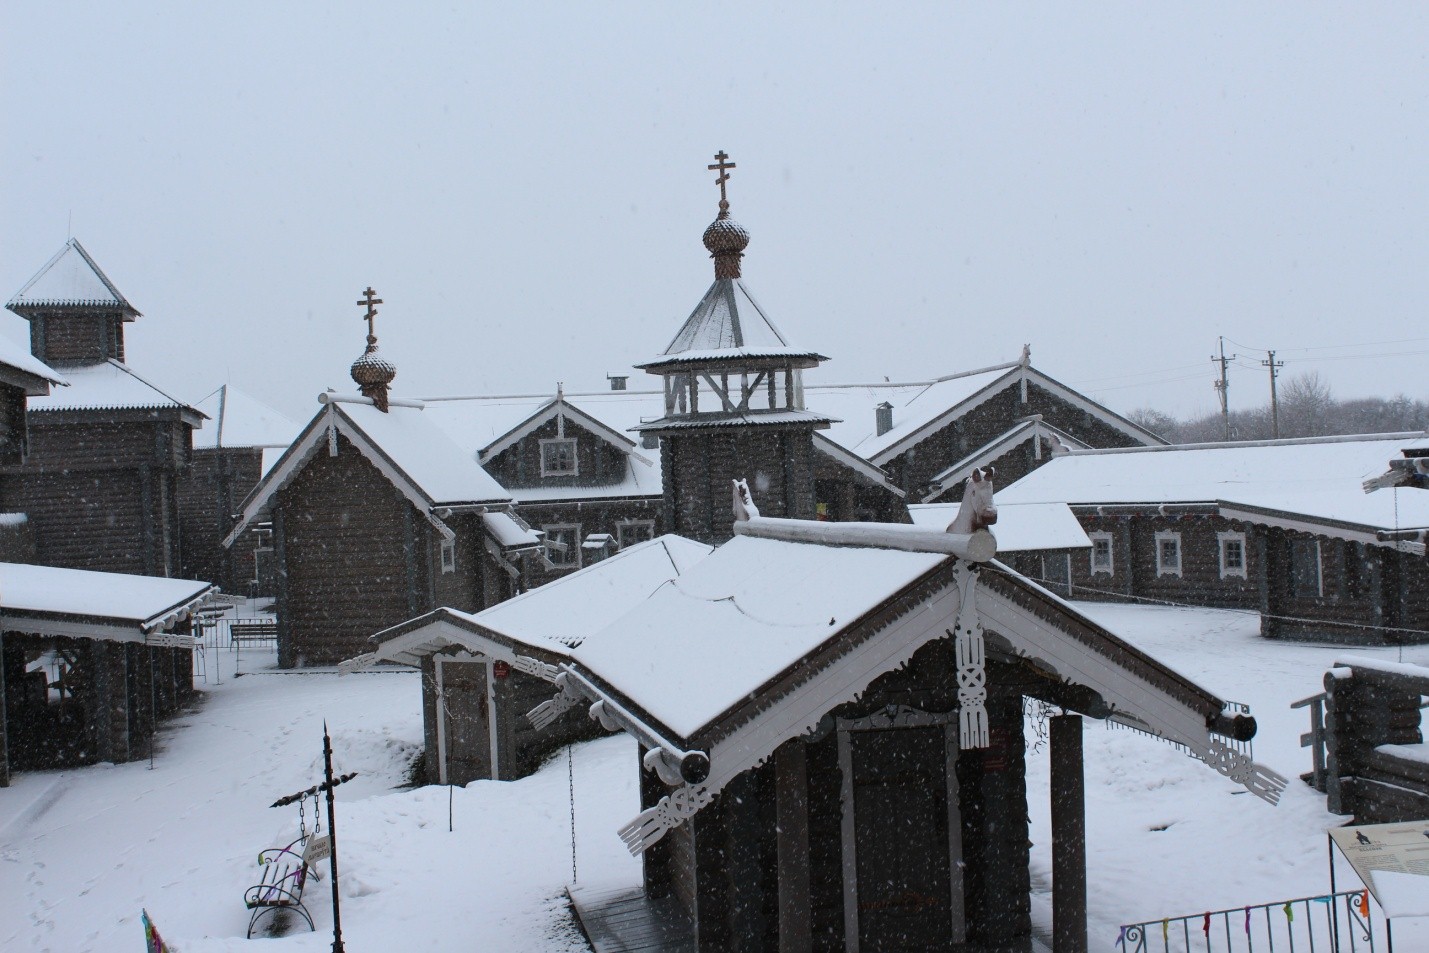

{"left": 568, "top": 745, "right": 578, "bottom": 883}
{"left": 298, "top": 795, "right": 307, "bottom": 839}
{"left": 312, "top": 791, "right": 322, "bottom": 835}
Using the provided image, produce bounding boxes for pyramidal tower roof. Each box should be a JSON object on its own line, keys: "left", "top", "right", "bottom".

{"left": 640, "top": 152, "right": 825, "bottom": 371}
{"left": 7, "top": 239, "right": 140, "bottom": 318}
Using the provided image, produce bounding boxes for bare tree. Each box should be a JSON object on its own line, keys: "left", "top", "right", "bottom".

{"left": 1279, "top": 371, "right": 1333, "bottom": 437}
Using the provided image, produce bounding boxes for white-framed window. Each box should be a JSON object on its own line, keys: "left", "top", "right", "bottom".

{"left": 539, "top": 438, "right": 578, "bottom": 477}
{"left": 440, "top": 537, "right": 456, "bottom": 574}
{"left": 543, "top": 523, "right": 581, "bottom": 569}
{"left": 617, "top": 520, "right": 656, "bottom": 549}
{"left": 1155, "top": 531, "right": 1182, "bottom": 578}
{"left": 1089, "top": 531, "right": 1114, "bottom": 575}
{"left": 1218, "top": 531, "right": 1247, "bottom": 580}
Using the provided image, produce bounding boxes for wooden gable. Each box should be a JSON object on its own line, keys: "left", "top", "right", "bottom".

{"left": 879, "top": 371, "right": 1160, "bottom": 498}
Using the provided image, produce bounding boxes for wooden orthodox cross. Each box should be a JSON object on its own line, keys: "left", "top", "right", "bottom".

{"left": 708, "top": 151, "right": 736, "bottom": 208}
{"left": 356, "top": 287, "right": 383, "bottom": 345}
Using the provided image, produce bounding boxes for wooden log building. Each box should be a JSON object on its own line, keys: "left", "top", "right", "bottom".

{"left": 996, "top": 433, "right": 1429, "bottom": 644}
{"left": 517, "top": 505, "right": 1285, "bottom": 952}
{"left": 0, "top": 561, "right": 214, "bottom": 786}
{"left": 226, "top": 303, "right": 548, "bottom": 667}
{"left": 3, "top": 239, "right": 205, "bottom": 578}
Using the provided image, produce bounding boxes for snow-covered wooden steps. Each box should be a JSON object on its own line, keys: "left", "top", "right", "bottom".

{"left": 567, "top": 883, "right": 694, "bottom": 952}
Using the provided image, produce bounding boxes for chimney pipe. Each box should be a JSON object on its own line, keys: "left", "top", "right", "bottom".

{"left": 875, "top": 402, "right": 894, "bottom": 436}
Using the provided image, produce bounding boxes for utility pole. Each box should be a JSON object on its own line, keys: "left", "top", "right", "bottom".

{"left": 1262, "top": 350, "right": 1284, "bottom": 439}
{"left": 1212, "top": 337, "right": 1236, "bottom": 440}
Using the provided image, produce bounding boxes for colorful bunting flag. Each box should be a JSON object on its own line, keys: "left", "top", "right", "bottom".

{"left": 141, "top": 909, "right": 168, "bottom": 953}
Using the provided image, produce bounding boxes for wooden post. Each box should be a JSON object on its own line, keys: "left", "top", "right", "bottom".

{"left": 775, "top": 740, "right": 812, "bottom": 953}
{"left": 0, "top": 631, "right": 8, "bottom": 788}
{"left": 1050, "top": 714, "right": 1087, "bottom": 953}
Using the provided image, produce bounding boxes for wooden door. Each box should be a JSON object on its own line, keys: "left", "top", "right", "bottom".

{"left": 439, "top": 659, "right": 491, "bottom": 785}
{"left": 841, "top": 722, "right": 962, "bottom": 952}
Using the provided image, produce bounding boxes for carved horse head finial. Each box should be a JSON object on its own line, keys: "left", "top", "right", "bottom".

{"left": 732, "top": 478, "right": 761, "bottom": 522}
{"left": 946, "top": 467, "right": 997, "bottom": 534}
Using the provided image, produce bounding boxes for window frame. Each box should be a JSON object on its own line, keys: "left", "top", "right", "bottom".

{"left": 440, "top": 536, "right": 456, "bottom": 574}
{"left": 1154, "top": 530, "right": 1183, "bottom": 578}
{"left": 1217, "top": 530, "right": 1247, "bottom": 580}
{"left": 543, "top": 523, "right": 582, "bottom": 569}
{"left": 617, "top": 520, "right": 656, "bottom": 550}
{"left": 1089, "top": 531, "right": 1114, "bottom": 576}
{"left": 539, "top": 437, "right": 579, "bottom": 477}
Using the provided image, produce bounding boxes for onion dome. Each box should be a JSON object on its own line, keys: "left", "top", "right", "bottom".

{"left": 704, "top": 212, "right": 749, "bottom": 280}
{"left": 703, "top": 213, "right": 750, "bottom": 258}
{"left": 351, "top": 344, "right": 396, "bottom": 412}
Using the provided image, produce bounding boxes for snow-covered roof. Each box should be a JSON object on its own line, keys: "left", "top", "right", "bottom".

{"left": 810, "top": 367, "right": 1016, "bottom": 459}
{"left": 997, "top": 432, "right": 1429, "bottom": 537}
{"left": 26, "top": 359, "right": 203, "bottom": 418}
{"left": 810, "top": 363, "right": 1164, "bottom": 464}
{"left": 478, "top": 397, "right": 642, "bottom": 462}
{"left": 325, "top": 398, "right": 511, "bottom": 507}
{"left": 469, "top": 535, "right": 712, "bottom": 650}
{"left": 192, "top": 385, "right": 300, "bottom": 450}
{"left": 7, "top": 239, "right": 139, "bottom": 316}
{"left": 0, "top": 331, "right": 65, "bottom": 392}
{"left": 362, "top": 535, "right": 713, "bottom": 668}
{"left": 572, "top": 534, "right": 947, "bottom": 739}
{"left": 641, "top": 278, "right": 824, "bottom": 367}
{"left": 636, "top": 408, "right": 834, "bottom": 432}
{"left": 482, "top": 511, "right": 542, "bottom": 550}
{"left": 909, "top": 501, "right": 1091, "bottom": 551}
{"left": 543, "top": 526, "right": 1285, "bottom": 853}
{"left": 225, "top": 395, "right": 513, "bottom": 545}
{"left": 421, "top": 390, "right": 667, "bottom": 503}
{"left": 0, "top": 561, "right": 215, "bottom": 638}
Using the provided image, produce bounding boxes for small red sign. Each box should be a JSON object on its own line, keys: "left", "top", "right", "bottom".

{"left": 492, "top": 660, "right": 510, "bottom": 679}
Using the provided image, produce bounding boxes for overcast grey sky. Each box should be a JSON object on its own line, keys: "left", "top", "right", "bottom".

{"left": 5, "top": 3, "right": 1427, "bottom": 423}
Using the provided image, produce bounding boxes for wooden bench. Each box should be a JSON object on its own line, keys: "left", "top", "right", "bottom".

{"left": 244, "top": 836, "right": 317, "bottom": 937}
{"left": 229, "top": 620, "right": 278, "bottom": 650}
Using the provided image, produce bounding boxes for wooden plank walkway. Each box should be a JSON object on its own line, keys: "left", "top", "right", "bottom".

{"left": 568, "top": 883, "right": 695, "bottom": 953}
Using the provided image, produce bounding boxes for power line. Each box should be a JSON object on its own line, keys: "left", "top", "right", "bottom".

{"left": 1223, "top": 334, "right": 1429, "bottom": 357}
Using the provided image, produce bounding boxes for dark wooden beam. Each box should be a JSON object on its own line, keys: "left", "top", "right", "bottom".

{"left": 1051, "top": 714, "right": 1088, "bottom": 953}
{"left": 0, "top": 632, "right": 8, "bottom": 787}
{"left": 775, "top": 740, "right": 811, "bottom": 953}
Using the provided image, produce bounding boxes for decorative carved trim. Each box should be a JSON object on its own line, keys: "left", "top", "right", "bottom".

{"left": 511, "top": 654, "right": 559, "bottom": 681}
{"left": 1202, "top": 736, "right": 1286, "bottom": 804}
{"left": 952, "top": 563, "right": 990, "bottom": 749}
{"left": 526, "top": 673, "right": 580, "bottom": 731}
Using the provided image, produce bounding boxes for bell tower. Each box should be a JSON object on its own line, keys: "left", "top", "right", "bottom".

{"left": 635, "top": 153, "right": 832, "bottom": 544}
{"left": 6, "top": 239, "right": 139, "bottom": 368}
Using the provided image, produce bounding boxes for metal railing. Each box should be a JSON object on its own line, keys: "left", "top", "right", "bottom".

{"left": 1117, "top": 891, "right": 1375, "bottom": 953}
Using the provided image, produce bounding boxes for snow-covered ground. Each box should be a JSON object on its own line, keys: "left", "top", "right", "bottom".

{"left": 3, "top": 604, "right": 1428, "bottom": 951}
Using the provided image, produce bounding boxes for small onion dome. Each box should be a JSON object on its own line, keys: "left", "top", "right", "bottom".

{"left": 702, "top": 214, "right": 750, "bottom": 257}
{"left": 351, "top": 345, "right": 396, "bottom": 411}
{"left": 703, "top": 212, "right": 749, "bottom": 279}
{"left": 351, "top": 346, "right": 396, "bottom": 388}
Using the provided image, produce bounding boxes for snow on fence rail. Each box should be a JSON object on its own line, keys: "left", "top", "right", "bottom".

{"left": 1117, "top": 890, "right": 1377, "bottom": 953}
